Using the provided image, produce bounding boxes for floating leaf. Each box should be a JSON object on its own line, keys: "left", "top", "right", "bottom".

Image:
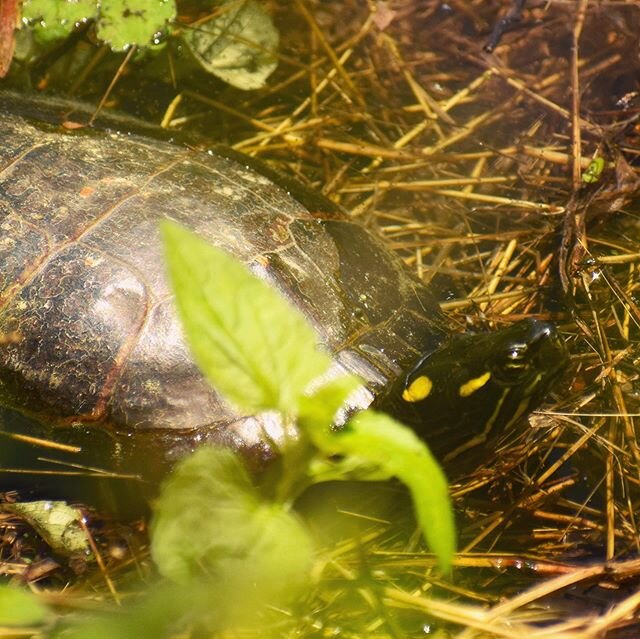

{"left": 21, "top": 0, "right": 96, "bottom": 43}
{"left": 182, "top": 0, "right": 279, "bottom": 90}
{"left": 97, "top": 0, "right": 175, "bottom": 51}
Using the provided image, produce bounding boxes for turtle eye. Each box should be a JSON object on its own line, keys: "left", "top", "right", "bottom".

{"left": 503, "top": 345, "right": 528, "bottom": 369}
{"left": 493, "top": 343, "right": 534, "bottom": 384}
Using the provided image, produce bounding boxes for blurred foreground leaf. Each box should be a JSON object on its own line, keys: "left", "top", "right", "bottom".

{"left": 151, "top": 447, "right": 313, "bottom": 605}
{"left": 328, "top": 411, "right": 456, "bottom": 572}
{"left": 162, "top": 221, "right": 456, "bottom": 571}
{"left": 161, "top": 220, "right": 332, "bottom": 416}
{"left": 0, "top": 585, "right": 48, "bottom": 627}
{"left": 0, "top": 0, "right": 19, "bottom": 76}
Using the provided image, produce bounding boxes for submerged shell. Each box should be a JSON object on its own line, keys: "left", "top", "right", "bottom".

{"left": 0, "top": 95, "right": 447, "bottom": 472}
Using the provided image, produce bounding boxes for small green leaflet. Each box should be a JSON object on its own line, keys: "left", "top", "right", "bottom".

{"left": 151, "top": 447, "right": 313, "bottom": 604}
{"left": 0, "top": 585, "right": 48, "bottom": 627}
{"left": 332, "top": 411, "right": 456, "bottom": 573}
{"left": 161, "top": 220, "right": 332, "bottom": 416}
{"left": 299, "top": 374, "right": 362, "bottom": 448}
{"left": 182, "top": 0, "right": 279, "bottom": 90}
{"left": 581, "top": 156, "right": 605, "bottom": 184}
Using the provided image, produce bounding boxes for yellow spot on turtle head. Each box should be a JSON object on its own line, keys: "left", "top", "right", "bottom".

{"left": 402, "top": 375, "right": 432, "bottom": 402}
{"left": 459, "top": 371, "right": 491, "bottom": 397}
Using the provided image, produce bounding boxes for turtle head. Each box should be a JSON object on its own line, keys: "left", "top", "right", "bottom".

{"left": 378, "top": 319, "right": 569, "bottom": 461}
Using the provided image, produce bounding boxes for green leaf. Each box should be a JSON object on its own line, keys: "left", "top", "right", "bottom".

{"left": 331, "top": 411, "right": 456, "bottom": 572}
{"left": 151, "top": 446, "right": 313, "bottom": 605}
{"left": 581, "top": 156, "right": 606, "bottom": 184}
{"left": 0, "top": 585, "right": 48, "bottom": 627}
{"left": 161, "top": 220, "right": 332, "bottom": 415}
{"left": 182, "top": 0, "right": 279, "bottom": 90}
{"left": 234, "top": 503, "right": 313, "bottom": 602}
{"left": 299, "top": 374, "right": 362, "bottom": 447}
{"left": 97, "top": 0, "right": 175, "bottom": 51}
{"left": 7, "top": 501, "right": 90, "bottom": 557}
{"left": 150, "top": 446, "right": 256, "bottom": 584}
{"left": 54, "top": 587, "right": 185, "bottom": 639}
{"left": 22, "top": 0, "right": 97, "bottom": 43}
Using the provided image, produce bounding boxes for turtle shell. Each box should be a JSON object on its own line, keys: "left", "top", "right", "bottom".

{"left": 0, "top": 94, "right": 448, "bottom": 475}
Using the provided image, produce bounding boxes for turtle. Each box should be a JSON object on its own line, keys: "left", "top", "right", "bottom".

{"left": 0, "top": 93, "right": 568, "bottom": 500}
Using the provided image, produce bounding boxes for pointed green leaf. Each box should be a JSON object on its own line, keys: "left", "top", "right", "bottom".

{"left": 0, "top": 585, "right": 47, "bottom": 627}
{"left": 299, "top": 373, "right": 362, "bottom": 447}
{"left": 151, "top": 447, "right": 313, "bottom": 602}
{"left": 332, "top": 411, "right": 456, "bottom": 572}
{"left": 161, "top": 220, "right": 332, "bottom": 415}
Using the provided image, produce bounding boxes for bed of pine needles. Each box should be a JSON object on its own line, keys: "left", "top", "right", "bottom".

{"left": 2, "top": 1, "right": 640, "bottom": 637}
